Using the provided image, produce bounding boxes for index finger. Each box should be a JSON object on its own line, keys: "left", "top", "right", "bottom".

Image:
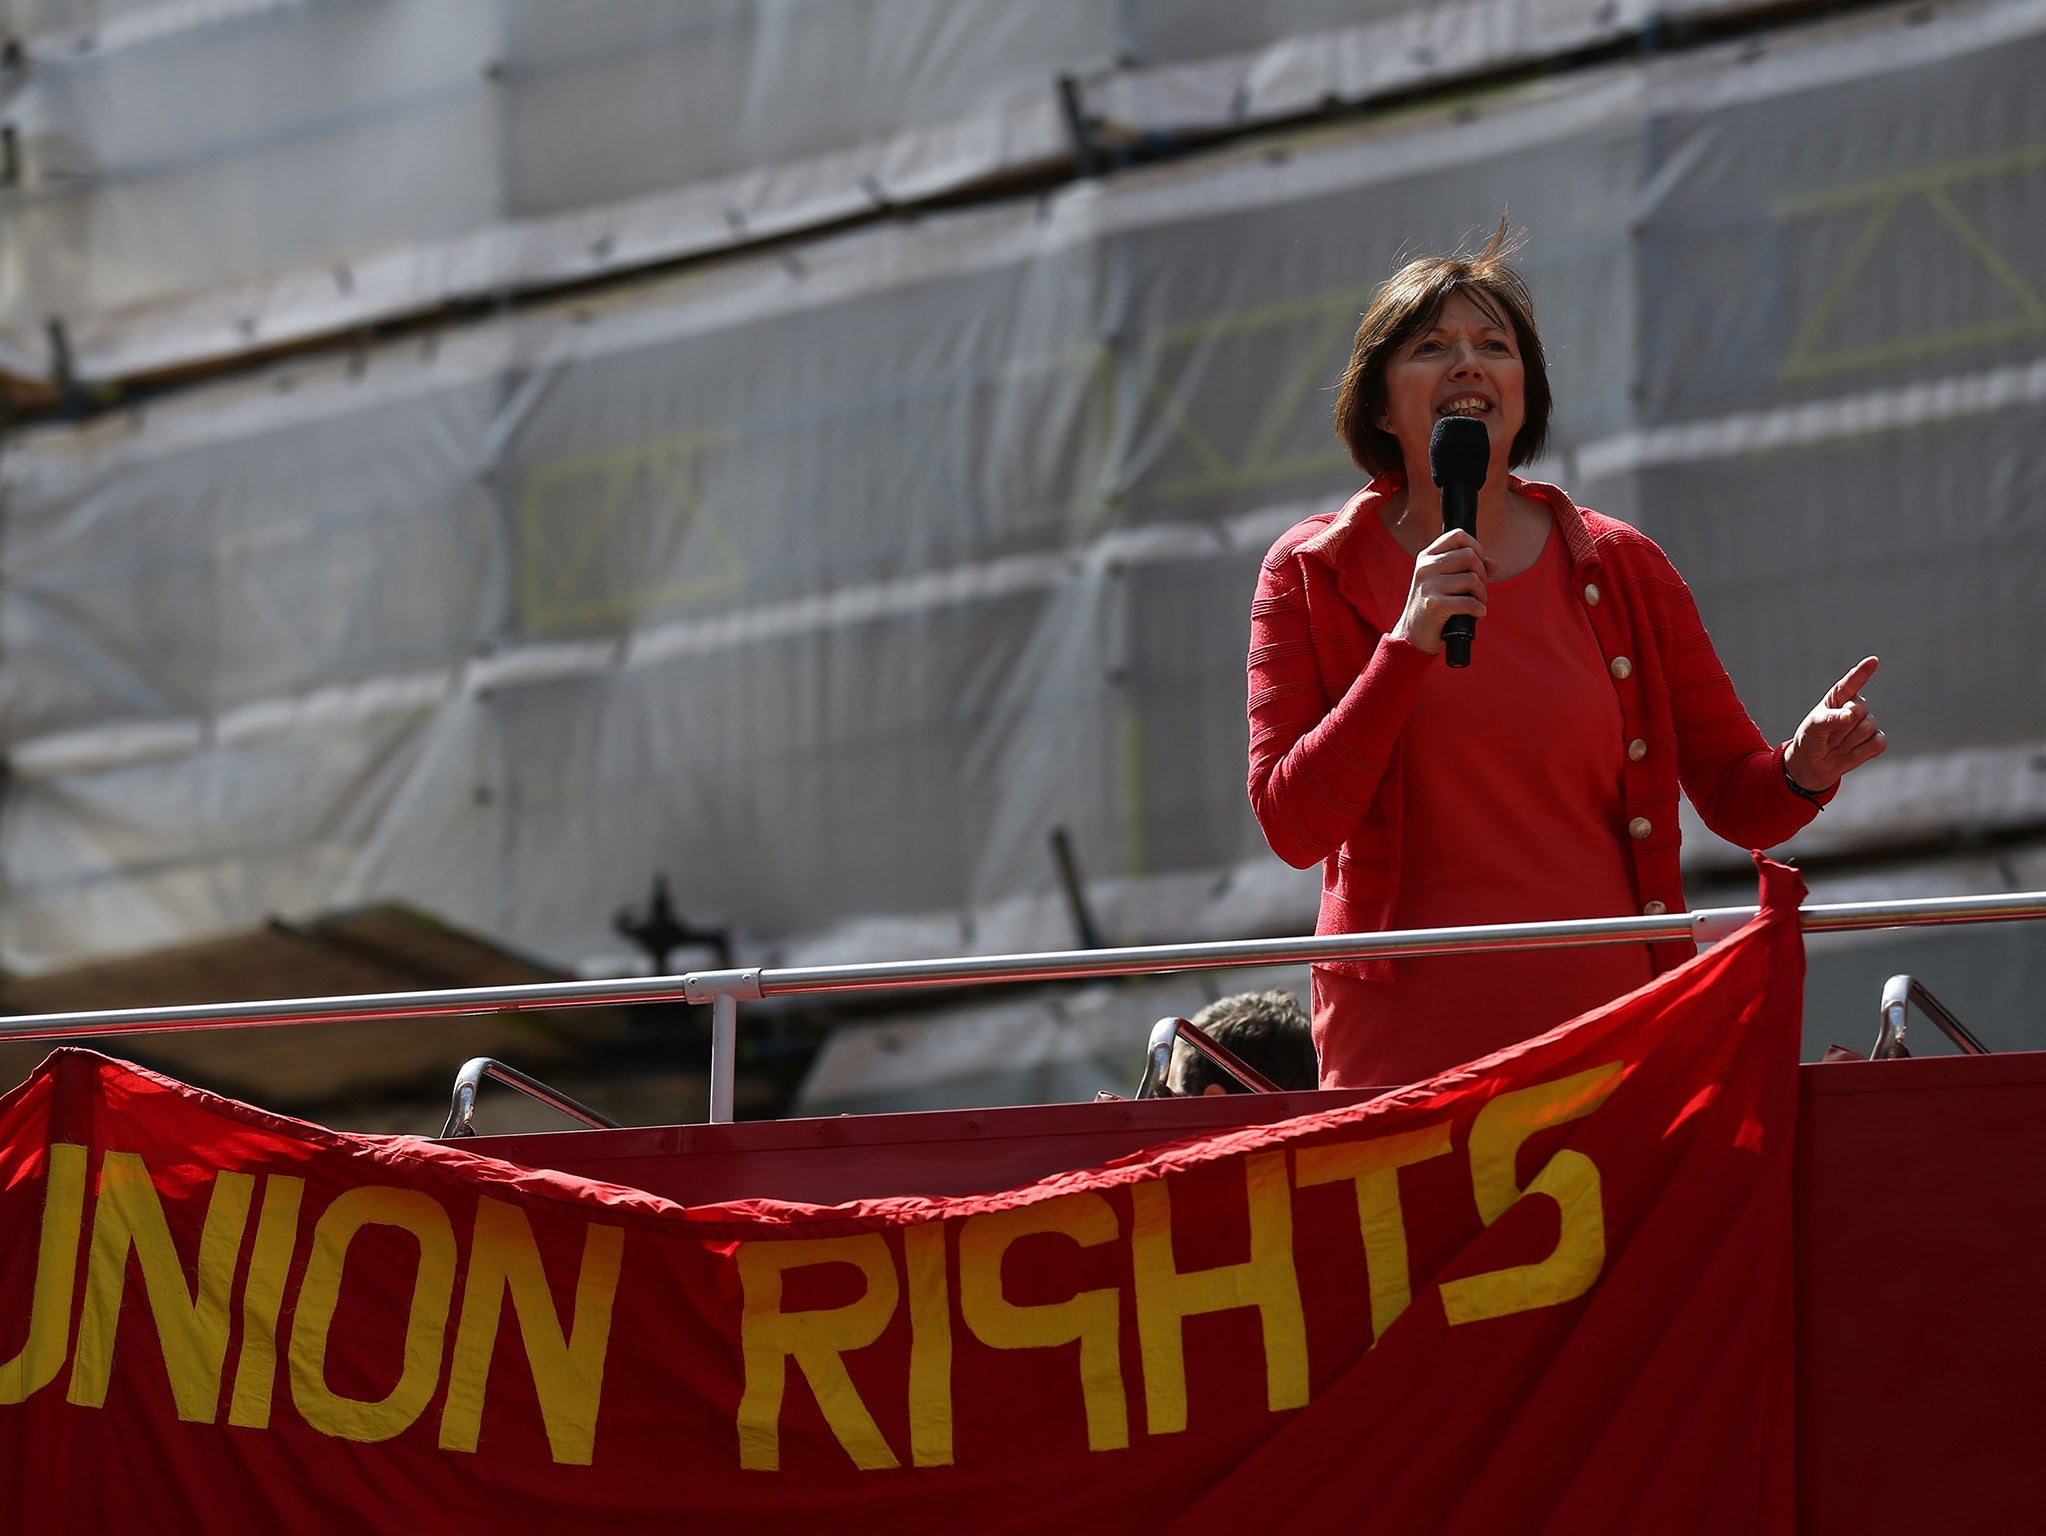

{"left": 1426, "top": 528, "right": 1483, "bottom": 555}
{"left": 1824, "top": 655, "right": 1880, "bottom": 708}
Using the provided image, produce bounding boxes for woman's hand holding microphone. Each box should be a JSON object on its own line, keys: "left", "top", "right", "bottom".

{"left": 1392, "top": 529, "right": 1496, "bottom": 656}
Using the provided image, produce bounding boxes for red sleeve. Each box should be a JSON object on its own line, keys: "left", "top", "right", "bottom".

{"left": 1246, "top": 551, "right": 1435, "bottom": 869}
{"left": 1650, "top": 551, "right": 1831, "bottom": 850}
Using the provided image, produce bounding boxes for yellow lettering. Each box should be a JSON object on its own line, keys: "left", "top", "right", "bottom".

{"left": 1296, "top": 1123, "right": 1453, "bottom": 1341}
{"left": 902, "top": 1221, "right": 953, "bottom": 1468}
{"left": 67, "top": 1152, "right": 254, "bottom": 1422}
{"left": 1130, "top": 1152, "right": 1306, "bottom": 1436}
{"left": 439, "top": 1198, "right": 625, "bottom": 1466}
{"left": 228, "top": 1174, "right": 305, "bottom": 1429}
{"left": 0, "top": 1143, "right": 87, "bottom": 1405}
{"left": 735, "top": 1234, "right": 900, "bottom": 1472}
{"left": 289, "top": 1187, "right": 457, "bottom": 1443}
{"left": 958, "top": 1194, "right": 1127, "bottom": 1453}
{"left": 1441, "top": 1063, "right": 1625, "bottom": 1325}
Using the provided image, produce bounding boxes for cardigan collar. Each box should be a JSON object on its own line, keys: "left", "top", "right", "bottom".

{"left": 1297, "top": 472, "right": 1601, "bottom": 572}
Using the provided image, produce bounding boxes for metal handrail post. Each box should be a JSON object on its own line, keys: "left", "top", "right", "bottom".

{"left": 708, "top": 994, "right": 738, "bottom": 1124}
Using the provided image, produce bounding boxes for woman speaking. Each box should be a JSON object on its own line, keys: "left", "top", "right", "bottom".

{"left": 1246, "top": 228, "right": 1886, "bottom": 1087}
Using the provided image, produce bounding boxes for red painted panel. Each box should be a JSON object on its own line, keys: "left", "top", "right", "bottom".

{"left": 1794, "top": 1052, "right": 2046, "bottom": 1533}
{"left": 461, "top": 1088, "right": 1388, "bottom": 1205}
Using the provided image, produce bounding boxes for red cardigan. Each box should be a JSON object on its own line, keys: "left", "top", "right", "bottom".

{"left": 1246, "top": 475, "right": 1828, "bottom": 980}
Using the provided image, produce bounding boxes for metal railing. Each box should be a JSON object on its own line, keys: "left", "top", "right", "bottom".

{"left": 1135, "top": 1016, "right": 1284, "bottom": 1099}
{"left": 3, "top": 889, "right": 2044, "bottom": 1124}
{"left": 440, "top": 1057, "right": 623, "bottom": 1139}
{"left": 1872, "top": 973, "right": 1991, "bottom": 1060}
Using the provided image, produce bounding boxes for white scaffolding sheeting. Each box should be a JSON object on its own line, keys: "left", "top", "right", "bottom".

{"left": 3, "top": 0, "right": 1877, "bottom": 382}
{"left": 3, "top": 0, "right": 2046, "bottom": 985}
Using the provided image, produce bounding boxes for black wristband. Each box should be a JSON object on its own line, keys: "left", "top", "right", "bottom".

{"left": 1783, "top": 760, "right": 1831, "bottom": 808}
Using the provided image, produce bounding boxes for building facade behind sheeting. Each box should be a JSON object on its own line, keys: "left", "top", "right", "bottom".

{"left": 3, "top": 0, "right": 2044, "bottom": 1071}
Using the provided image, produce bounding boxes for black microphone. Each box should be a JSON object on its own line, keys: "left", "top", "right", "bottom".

{"left": 1428, "top": 416, "right": 1490, "bottom": 670}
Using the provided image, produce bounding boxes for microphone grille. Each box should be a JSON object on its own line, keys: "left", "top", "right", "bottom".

{"left": 1429, "top": 416, "right": 1491, "bottom": 488}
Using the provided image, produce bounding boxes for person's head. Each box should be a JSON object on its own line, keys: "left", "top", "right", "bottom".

{"left": 1172, "top": 989, "right": 1319, "bottom": 1095}
{"left": 1333, "top": 220, "right": 1551, "bottom": 487}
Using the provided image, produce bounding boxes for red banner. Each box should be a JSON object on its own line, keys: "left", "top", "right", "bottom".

{"left": 0, "top": 860, "right": 1805, "bottom": 1535}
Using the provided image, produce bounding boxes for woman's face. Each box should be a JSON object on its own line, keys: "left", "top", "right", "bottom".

{"left": 1378, "top": 291, "right": 1526, "bottom": 479}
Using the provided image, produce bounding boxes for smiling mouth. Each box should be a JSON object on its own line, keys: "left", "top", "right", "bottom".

{"left": 1437, "top": 396, "right": 1493, "bottom": 417}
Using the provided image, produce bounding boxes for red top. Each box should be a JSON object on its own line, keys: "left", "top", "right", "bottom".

{"left": 1246, "top": 476, "right": 1832, "bottom": 1063}
{"left": 1313, "top": 510, "right": 1656, "bottom": 1083}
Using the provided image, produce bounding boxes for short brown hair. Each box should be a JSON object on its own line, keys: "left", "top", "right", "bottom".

{"left": 1333, "top": 221, "right": 1551, "bottom": 479}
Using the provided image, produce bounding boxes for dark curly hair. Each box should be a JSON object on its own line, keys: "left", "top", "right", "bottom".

{"left": 1173, "top": 989, "right": 1318, "bottom": 1094}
